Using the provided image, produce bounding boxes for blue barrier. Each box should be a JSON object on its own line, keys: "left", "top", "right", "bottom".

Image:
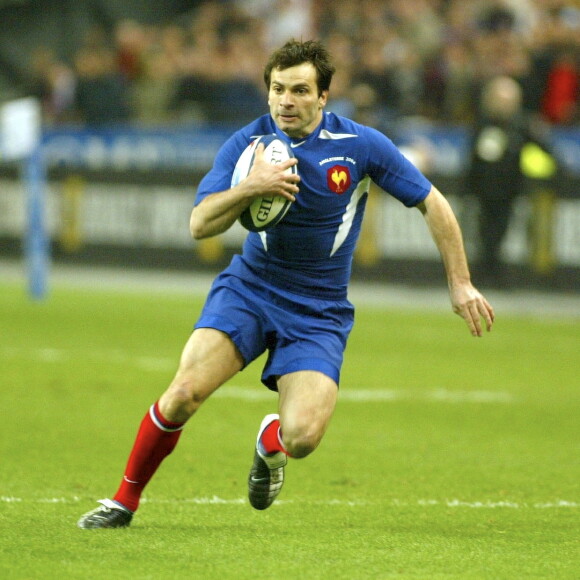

{"left": 40, "top": 125, "right": 580, "bottom": 176}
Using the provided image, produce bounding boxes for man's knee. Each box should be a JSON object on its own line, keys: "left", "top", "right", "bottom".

{"left": 280, "top": 423, "right": 324, "bottom": 458}
{"left": 276, "top": 371, "right": 338, "bottom": 458}
{"left": 159, "top": 378, "right": 209, "bottom": 422}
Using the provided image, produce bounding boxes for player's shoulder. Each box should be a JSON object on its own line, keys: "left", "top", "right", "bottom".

{"left": 320, "top": 112, "right": 390, "bottom": 145}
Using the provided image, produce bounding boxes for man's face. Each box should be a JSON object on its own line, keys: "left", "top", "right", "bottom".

{"left": 268, "top": 62, "right": 327, "bottom": 138}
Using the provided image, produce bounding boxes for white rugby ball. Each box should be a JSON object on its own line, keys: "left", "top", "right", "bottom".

{"left": 231, "top": 135, "right": 297, "bottom": 232}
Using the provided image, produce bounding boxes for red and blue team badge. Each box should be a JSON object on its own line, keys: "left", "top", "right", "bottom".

{"left": 327, "top": 165, "right": 351, "bottom": 194}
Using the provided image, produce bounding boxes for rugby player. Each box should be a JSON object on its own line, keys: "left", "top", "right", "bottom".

{"left": 78, "top": 39, "right": 494, "bottom": 529}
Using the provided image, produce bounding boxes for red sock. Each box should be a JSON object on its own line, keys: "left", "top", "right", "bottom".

{"left": 113, "top": 402, "right": 184, "bottom": 512}
{"left": 259, "top": 419, "right": 289, "bottom": 456}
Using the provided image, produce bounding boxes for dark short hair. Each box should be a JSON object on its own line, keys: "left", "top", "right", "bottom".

{"left": 264, "top": 39, "right": 336, "bottom": 95}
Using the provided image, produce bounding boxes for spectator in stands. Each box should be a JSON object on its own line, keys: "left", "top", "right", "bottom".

{"left": 74, "top": 37, "right": 131, "bottom": 127}
{"left": 133, "top": 44, "right": 180, "bottom": 126}
{"left": 211, "top": 27, "right": 269, "bottom": 124}
{"left": 534, "top": 1, "right": 579, "bottom": 126}
{"left": 430, "top": 41, "right": 477, "bottom": 122}
{"left": 541, "top": 49, "right": 578, "bottom": 125}
{"left": 114, "top": 19, "right": 149, "bottom": 83}
{"left": 128, "top": 24, "right": 186, "bottom": 125}
{"left": 324, "top": 33, "right": 356, "bottom": 117}
{"left": 14, "top": 0, "right": 580, "bottom": 128}
{"left": 239, "top": 0, "right": 315, "bottom": 50}
{"left": 173, "top": 3, "right": 266, "bottom": 125}
{"left": 171, "top": 2, "right": 233, "bottom": 122}
{"left": 352, "top": 32, "right": 403, "bottom": 122}
{"left": 28, "top": 47, "right": 76, "bottom": 125}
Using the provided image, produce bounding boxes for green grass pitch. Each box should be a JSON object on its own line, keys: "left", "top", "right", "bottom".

{"left": 0, "top": 277, "right": 578, "bottom": 579}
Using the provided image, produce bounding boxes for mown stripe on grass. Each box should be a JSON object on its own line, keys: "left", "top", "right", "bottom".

{"left": 1, "top": 496, "right": 576, "bottom": 509}
{"left": 215, "top": 386, "right": 515, "bottom": 404}
{"left": 2, "top": 346, "right": 515, "bottom": 404}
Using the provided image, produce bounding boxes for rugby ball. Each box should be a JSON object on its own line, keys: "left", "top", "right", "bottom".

{"left": 231, "top": 135, "right": 297, "bottom": 232}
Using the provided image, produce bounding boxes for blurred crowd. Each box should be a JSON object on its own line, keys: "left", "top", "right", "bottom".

{"left": 27, "top": 0, "right": 579, "bottom": 130}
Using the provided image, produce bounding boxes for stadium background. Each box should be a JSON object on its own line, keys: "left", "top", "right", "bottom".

{"left": 0, "top": 0, "right": 578, "bottom": 291}
{"left": 1, "top": 4, "right": 578, "bottom": 577}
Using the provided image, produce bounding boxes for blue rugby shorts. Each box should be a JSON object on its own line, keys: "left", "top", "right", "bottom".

{"left": 194, "top": 266, "right": 354, "bottom": 391}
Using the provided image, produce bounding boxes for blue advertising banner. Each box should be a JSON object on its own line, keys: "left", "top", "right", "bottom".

{"left": 41, "top": 127, "right": 232, "bottom": 172}
{"left": 40, "top": 125, "right": 580, "bottom": 177}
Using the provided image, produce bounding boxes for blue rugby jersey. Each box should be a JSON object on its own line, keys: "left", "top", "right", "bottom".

{"left": 195, "top": 112, "right": 431, "bottom": 300}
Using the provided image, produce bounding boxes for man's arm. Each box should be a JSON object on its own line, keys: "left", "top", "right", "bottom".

{"left": 190, "top": 144, "right": 300, "bottom": 240}
{"left": 417, "top": 186, "right": 495, "bottom": 337}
